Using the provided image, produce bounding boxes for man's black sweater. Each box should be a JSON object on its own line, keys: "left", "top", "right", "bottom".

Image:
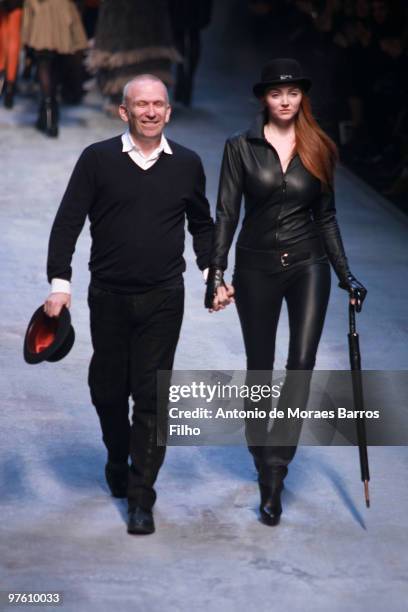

{"left": 47, "top": 135, "right": 214, "bottom": 293}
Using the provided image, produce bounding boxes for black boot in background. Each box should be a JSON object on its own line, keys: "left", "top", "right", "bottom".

{"left": 36, "top": 97, "right": 59, "bottom": 137}
{"left": 3, "top": 81, "right": 16, "bottom": 109}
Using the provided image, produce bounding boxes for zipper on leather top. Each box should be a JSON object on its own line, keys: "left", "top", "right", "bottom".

{"left": 275, "top": 178, "right": 287, "bottom": 246}
{"left": 264, "top": 138, "right": 291, "bottom": 247}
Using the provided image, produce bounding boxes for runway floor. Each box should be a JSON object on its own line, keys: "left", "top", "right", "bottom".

{"left": 1, "top": 3, "right": 408, "bottom": 611}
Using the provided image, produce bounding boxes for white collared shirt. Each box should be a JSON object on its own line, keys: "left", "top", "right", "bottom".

{"left": 121, "top": 130, "right": 173, "bottom": 170}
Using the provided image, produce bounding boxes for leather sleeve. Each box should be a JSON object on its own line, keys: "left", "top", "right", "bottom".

{"left": 210, "top": 138, "right": 244, "bottom": 270}
{"left": 312, "top": 184, "right": 351, "bottom": 283}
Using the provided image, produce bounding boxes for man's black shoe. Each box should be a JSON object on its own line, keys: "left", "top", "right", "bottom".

{"left": 259, "top": 482, "right": 284, "bottom": 527}
{"left": 260, "top": 493, "right": 282, "bottom": 526}
{"left": 127, "top": 507, "right": 155, "bottom": 535}
{"left": 105, "top": 461, "right": 128, "bottom": 498}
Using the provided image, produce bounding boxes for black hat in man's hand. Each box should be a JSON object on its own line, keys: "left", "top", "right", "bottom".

{"left": 23, "top": 305, "right": 75, "bottom": 364}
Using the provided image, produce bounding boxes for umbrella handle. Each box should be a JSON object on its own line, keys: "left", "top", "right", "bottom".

{"left": 349, "top": 302, "right": 356, "bottom": 334}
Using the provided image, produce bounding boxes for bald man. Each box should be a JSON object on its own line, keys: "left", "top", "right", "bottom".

{"left": 45, "top": 75, "right": 214, "bottom": 535}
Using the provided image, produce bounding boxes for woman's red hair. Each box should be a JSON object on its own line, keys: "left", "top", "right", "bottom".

{"left": 294, "top": 94, "right": 339, "bottom": 187}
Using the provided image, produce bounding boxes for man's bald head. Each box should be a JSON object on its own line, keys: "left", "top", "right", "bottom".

{"left": 122, "top": 75, "right": 169, "bottom": 106}
{"left": 118, "top": 74, "right": 172, "bottom": 143}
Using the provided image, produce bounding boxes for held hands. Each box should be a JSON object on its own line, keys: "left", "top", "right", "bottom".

{"left": 338, "top": 273, "right": 367, "bottom": 312}
{"left": 204, "top": 267, "right": 235, "bottom": 312}
{"left": 210, "top": 283, "right": 235, "bottom": 312}
{"left": 44, "top": 292, "right": 71, "bottom": 317}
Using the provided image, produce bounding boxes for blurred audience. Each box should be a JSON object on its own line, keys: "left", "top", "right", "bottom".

{"left": 81, "top": 0, "right": 100, "bottom": 39}
{"left": 1, "top": 0, "right": 406, "bottom": 208}
{"left": 86, "top": 0, "right": 180, "bottom": 114}
{"left": 293, "top": 0, "right": 408, "bottom": 206}
{"left": 168, "top": 0, "right": 213, "bottom": 107}
{"left": 248, "top": 0, "right": 408, "bottom": 208}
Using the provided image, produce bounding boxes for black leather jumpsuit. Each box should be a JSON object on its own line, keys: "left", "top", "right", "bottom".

{"left": 210, "top": 113, "right": 353, "bottom": 480}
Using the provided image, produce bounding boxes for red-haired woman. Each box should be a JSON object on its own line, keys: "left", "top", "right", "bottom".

{"left": 205, "top": 58, "right": 367, "bottom": 526}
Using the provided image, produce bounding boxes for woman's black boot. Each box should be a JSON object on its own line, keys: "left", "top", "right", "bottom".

{"left": 258, "top": 466, "right": 287, "bottom": 526}
{"left": 36, "top": 97, "right": 59, "bottom": 137}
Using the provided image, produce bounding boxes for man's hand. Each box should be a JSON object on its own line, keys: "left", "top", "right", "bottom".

{"left": 44, "top": 292, "right": 71, "bottom": 317}
{"left": 209, "top": 283, "right": 235, "bottom": 313}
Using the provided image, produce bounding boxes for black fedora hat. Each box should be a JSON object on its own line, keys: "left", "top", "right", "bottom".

{"left": 23, "top": 305, "right": 75, "bottom": 364}
{"left": 253, "top": 58, "right": 312, "bottom": 98}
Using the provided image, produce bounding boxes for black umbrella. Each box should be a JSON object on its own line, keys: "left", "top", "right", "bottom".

{"left": 348, "top": 302, "right": 370, "bottom": 507}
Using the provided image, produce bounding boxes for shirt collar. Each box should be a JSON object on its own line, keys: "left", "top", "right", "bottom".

{"left": 247, "top": 112, "right": 267, "bottom": 141}
{"left": 121, "top": 130, "right": 173, "bottom": 156}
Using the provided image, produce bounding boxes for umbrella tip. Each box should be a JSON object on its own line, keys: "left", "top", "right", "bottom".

{"left": 364, "top": 480, "right": 370, "bottom": 508}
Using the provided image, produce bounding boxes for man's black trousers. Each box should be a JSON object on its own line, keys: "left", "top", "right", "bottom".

{"left": 87, "top": 283, "right": 184, "bottom": 510}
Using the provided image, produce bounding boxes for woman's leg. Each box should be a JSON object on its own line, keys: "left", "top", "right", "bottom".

{"left": 233, "top": 266, "right": 285, "bottom": 468}
{"left": 0, "top": 11, "right": 7, "bottom": 90}
{"left": 234, "top": 267, "right": 283, "bottom": 370}
{"left": 235, "top": 262, "right": 330, "bottom": 524}
{"left": 5, "top": 9, "right": 22, "bottom": 83}
{"left": 35, "top": 50, "right": 59, "bottom": 137}
{"left": 2, "top": 9, "right": 23, "bottom": 108}
{"left": 36, "top": 50, "right": 58, "bottom": 99}
{"left": 286, "top": 262, "right": 331, "bottom": 370}
{"left": 262, "top": 262, "right": 332, "bottom": 473}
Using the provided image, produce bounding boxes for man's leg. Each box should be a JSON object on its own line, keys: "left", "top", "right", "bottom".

{"left": 127, "top": 286, "right": 184, "bottom": 513}
{"left": 87, "top": 287, "right": 131, "bottom": 469}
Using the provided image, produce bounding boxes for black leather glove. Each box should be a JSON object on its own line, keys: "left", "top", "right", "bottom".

{"left": 205, "top": 267, "right": 227, "bottom": 309}
{"left": 338, "top": 273, "right": 367, "bottom": 312}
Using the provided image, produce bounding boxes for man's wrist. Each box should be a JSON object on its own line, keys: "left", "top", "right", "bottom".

{"left": 51, "top": 278, "right": 71, "bottom": 294}
{"left": 202, "top": 268, "right": 209, "bottom": 282}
